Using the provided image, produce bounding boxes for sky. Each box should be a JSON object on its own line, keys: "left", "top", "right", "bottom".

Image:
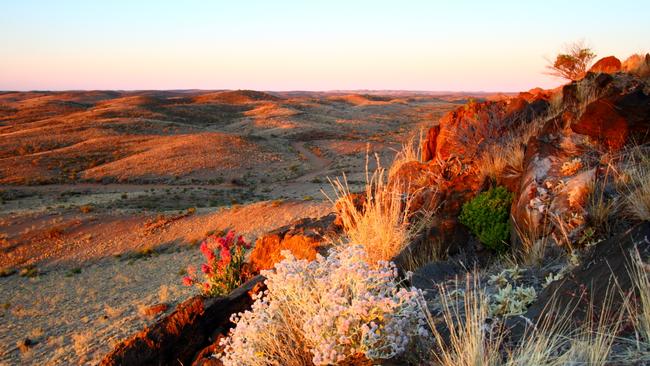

{"left": 1, "top": 0, "right": 649, "bottom": 92}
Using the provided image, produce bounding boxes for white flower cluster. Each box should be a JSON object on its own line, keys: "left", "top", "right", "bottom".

{"left": 219, "top": 245, "right": 428, "bottom": 366}
{"left": 490, "top": 283, "right": 537, "bottom": 316}
{"left": 488, "top": 265, "right": 537, "bottom": 317}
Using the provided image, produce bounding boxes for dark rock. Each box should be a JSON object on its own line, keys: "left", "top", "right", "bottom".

{"left": 18, "top": 338, "right": 34, "bottom": 353}
{"left": 100, "top": 276, "right": 264, "bottom": 366}
{"left": 508, "top": 222, "right": 650, "bottom": 341}
{"left": 410, "top": 260, "right": 464, "bottom": 289}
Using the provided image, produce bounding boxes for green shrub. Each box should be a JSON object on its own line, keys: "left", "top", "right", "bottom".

{"left": 459, "top": 186, "right": 512, "bottom": 252}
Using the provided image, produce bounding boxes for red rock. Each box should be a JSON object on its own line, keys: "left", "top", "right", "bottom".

{"left": 588, "top": 56, "right": 622, "bottom": 74}
{"left": 571, "top": 89, "right": 650, "bottom": 150}
{"left": 249, "top": 214, "right": 340, "bottom": 271}
{"left": 421, "top": 125, "right": 439, "bottom": 162}
{"left": 141, "top": 303, "right": 169, "bottom": 317}
{"left": 100, "top": 276, "right": 264, "bottom": 366}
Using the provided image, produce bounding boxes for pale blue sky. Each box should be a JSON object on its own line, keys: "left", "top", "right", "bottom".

{"left": 1, "top": 0, "right": 648, "bottom": 91}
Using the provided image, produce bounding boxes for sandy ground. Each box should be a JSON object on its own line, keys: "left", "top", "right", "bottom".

{"left": 0, "top": 200, "right": 331, "bottom": 365}
{"left": 0, "top": 90, "right": 463, "bottom": 365}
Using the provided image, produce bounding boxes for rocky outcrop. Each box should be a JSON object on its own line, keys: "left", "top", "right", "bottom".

{"left": 100, "top": 276, "right": 264, "bottom": 366}
{"left": 588, "top": 56, "right": 622, "bottom": 74}
{"left": 423, "top": 97, "right": 549, "bottom": 162}
{"left": 249, "top": 213, "right": 341, "bottom": 271}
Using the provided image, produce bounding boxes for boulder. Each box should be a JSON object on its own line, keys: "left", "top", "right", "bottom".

{"left": 249, "top": 214, "right": 340, "bottom": 271}
{"left": 571, "top": 88, "right": 650, "bottom": 150}
{"left": 588, "top": 56, "right": 622, "bottom": 74}
{"left": 100, "top": 276, "right": 264, "bottom": 366}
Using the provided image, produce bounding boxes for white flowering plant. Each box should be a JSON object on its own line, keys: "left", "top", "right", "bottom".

{"left": 218, "top": 245, "right": 429, "bottom": 366}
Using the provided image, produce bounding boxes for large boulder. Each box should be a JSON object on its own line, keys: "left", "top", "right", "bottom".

{"left": 588, "top": 56, "right": 622, "bottom": 74}
{"left": 249, "top": 213, "right": 341, "bottom": 271}
{"left": 100, "top": 276, "right": 264, "bottom": 366}
{"left": 571, "top": 87, "right": 650, "bottom": 150}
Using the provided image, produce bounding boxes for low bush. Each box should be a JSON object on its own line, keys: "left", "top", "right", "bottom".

{"left": 218, "top": 245, "right": 428, "bottom": 365}
{"left": 182, "top": 231, "right": 250, "bottom": 297}
{"left": 459, "top": 186, "right": 512, "bottom": 252}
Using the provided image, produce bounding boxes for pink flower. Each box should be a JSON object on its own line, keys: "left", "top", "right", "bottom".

{"left": 216, "top": 237, "right": 228, "bottom": 249}
{"left": 237, "top": 235, "right": 251, "bottom": 249}
{"left": 201, "top": 263, "right": 212, "bottom": 274}
{"left": 225, "top": 231, "right": 235, "bottom": 246}
{"left": 200, "top": 242, "right": 216, "bottom": 262}
{"left": 182, "top": 276, "right": 194, "bottom": 286}
{"left": 220, "top": 246, "right": 232, "bottom": 265}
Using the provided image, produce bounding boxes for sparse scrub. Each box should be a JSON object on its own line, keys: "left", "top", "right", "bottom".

{"left": 183, "top": 230, "right": 251, "bottom": 297}
{"left": 546, "top": 41, "right": 596, "bottom": 81}
{"left": 219, "top": 246, "right": 428, "bottom": 365}
{"left": 459, "top": 186, "right": 512, "bottom": 252}
{"left": 325, "top": 157, "right": 434, "bottom": 264}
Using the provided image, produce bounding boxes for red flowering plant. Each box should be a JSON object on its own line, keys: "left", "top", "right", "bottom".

{"left": 182, "top": 230, "right": 251, "bottom": 297}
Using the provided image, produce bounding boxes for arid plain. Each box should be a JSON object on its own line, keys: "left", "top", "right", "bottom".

{"left": 0, "top": 89, "right": 475, "bottom": 365}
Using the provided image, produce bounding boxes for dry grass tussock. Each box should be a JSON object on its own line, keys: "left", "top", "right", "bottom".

{"left": 477, "top": 112, "right": 546, "bottom": 184}
{"left": 619, "top": 145, "right": 650, "bottom": 221}
{"left": 419, "top": 274, "right": 628, "bottom": 366}
{"left": 325, "top": 154, "right": 434, "bottom": 264}
{"left": 628, "top": 248, "right": 650, "bottom": 354}
{"left": 387, "top": 130, "right": 424, "bottom": 178}
{"left": 512, "top": 214, "right": 548, "bottom": 266}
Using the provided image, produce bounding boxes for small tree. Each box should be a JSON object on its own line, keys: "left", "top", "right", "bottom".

{"left": 546, "top": 41, "right": 596, "bottom": 81}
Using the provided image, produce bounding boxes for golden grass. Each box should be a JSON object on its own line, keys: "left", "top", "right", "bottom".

{"left": 477, "top": 112, "right": 548, "bottom": 184}
{"left": 387, "top": 130, "right": 424, "bottom": 178}
{"left": 478, "top": 141, "right": 525, "bottom": 183}
{"left": 325, "top": 155, "right": 434, "bottom": 264}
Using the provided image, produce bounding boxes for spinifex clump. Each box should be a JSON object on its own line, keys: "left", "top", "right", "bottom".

{"left": 183, "top": 230, "right": 251, "bottom": 297}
